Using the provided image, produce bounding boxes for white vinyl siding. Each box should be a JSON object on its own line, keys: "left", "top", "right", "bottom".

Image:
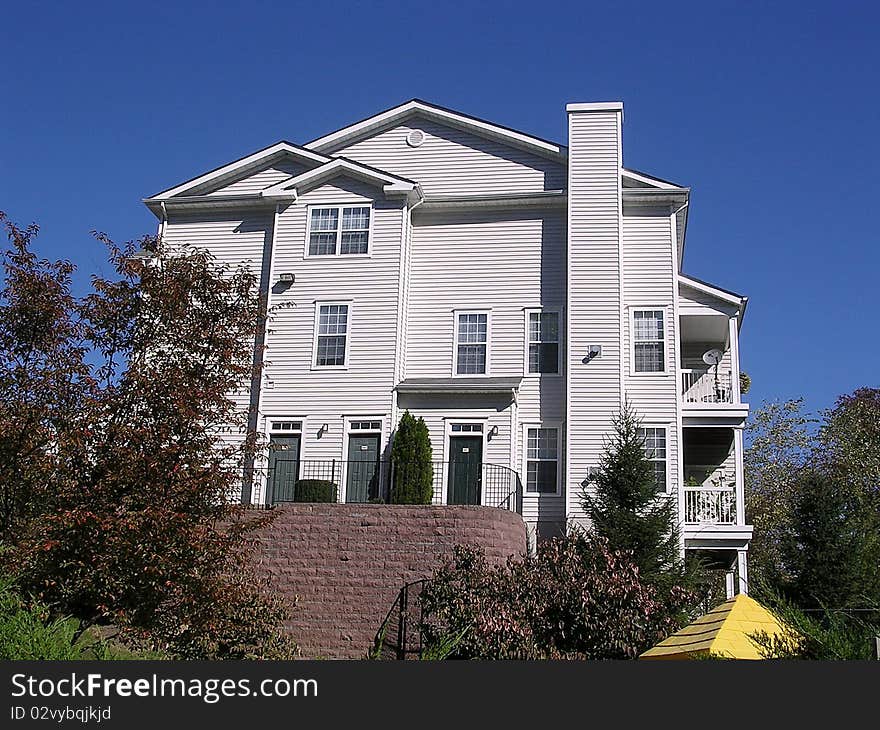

{"left": 314, "top": 303, "right": 350, "bottom": 367}
{"left": 566, "top": 106, "right": 624, "bottom": 521}
{"left": 204, "top": 158, "right": 310, "bottom": 197}
{"left": 633, "top": 309, "right": 665, "bottom": 372}
{"left": 638, "top": 426, "right": 668, "bottom": 492}
{"left": 454, "top": 312, "right": 489, "bottom": 375}
{"left": 325, "top": 118, "right": 566, "bottom": 197}
{"left": 622, "top": 212, "right": 680, "bottom": 508}
{"left": 526, "top": 309, "right": 560, "bottom": 374}
{"left": 306, "top": 205, "right": 371, "bottom": 256}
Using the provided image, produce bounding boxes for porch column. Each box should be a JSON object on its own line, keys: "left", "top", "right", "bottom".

{"left": 736, "top": 550, "right": 749, "bottom": 595}
{"left": 725, "top": 570, "right": 736, "bottom": 599}
{"left": 734, "top": 427, "right": 745, "bottom": 525}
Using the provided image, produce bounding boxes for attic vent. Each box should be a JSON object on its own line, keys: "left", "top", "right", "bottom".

{"left": 405, "top": 129, "right": 425, "bottom": 148}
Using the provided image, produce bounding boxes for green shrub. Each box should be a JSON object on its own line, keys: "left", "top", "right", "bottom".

{"left": 0, "top": 575, "right": 158, "bottom": 660}
{"left": 293, "top": 480, "right": 337, "bottom": 503}
{"left": 390, "top": 411, "right": 434, "bottom": 504}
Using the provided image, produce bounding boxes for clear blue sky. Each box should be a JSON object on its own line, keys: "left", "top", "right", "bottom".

{"left": 2, "top": 1, "right": 877, "bottom": 414}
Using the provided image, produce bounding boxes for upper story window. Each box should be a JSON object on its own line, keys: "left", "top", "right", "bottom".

{"left": 314, "top": 303, "right": 349, "bottom": 367}
{"left": 638, "top": 426, "right": 667, "bottom": 492}
{"left": 307, "top": 205, "right": 371, "bottom": 256}
{"left": 454, "top": 312, "right": 489, "bottom": 375}
{"left": 633, "top": 309, "right": 665, "bottom": 373}
{"left": 526, "top": 310, "right": 560, "bottom": 374}
{"left": 525, "top": 426, "right": 559, "bottom": 494}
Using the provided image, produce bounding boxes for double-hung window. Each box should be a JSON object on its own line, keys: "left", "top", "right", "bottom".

{"left": 314, "top": 303, "right": 349, "bottom": 367}
{"left": 633, "top": 309, "right": 665, "bottom": 372}
{"left": 307, "top": 205, "right": 371, "bottom": 256}
{"left": 638, "top": 427, "right": 667, "bottom": 492}
{"left": 526, "top": 427, "right": 559, "bottom": 493}
{"left": 527, "top": 310, "right": 560, "bottom": 374}
{"left": 455, "top": 312, "right": 489, "bottom": 375}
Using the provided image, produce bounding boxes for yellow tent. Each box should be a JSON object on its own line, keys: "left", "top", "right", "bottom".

{"left": 640, "top": 593, "right": 787, "bottom": 660}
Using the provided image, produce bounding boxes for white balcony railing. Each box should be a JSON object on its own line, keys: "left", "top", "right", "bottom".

{"left": 684, "top": 486, "right": 737, "bottom": 525}
{"left": 681, "top": 368, "right": 734, "bottom": 405}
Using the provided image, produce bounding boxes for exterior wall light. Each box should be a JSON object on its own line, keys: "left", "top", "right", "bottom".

{"left": 278, "top": 272, "right": 295, "bottom": 283}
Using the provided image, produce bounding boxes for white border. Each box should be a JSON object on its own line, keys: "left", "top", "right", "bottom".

{"left": 521, "top": 422, "right": 563, "bottom": 496}
{"left": 340, "top": 415, "right": 387, "bottom": 504}
{"left": 303, "top": 202, "right": 374, "bottom": 259}
{"left": 451, "top": 309, "right": 492, "bottom": 377}
{"left": 628, "top": 306, "right": 671, "bottom": 377}
{"left": 312, "top": 300, "right": 353, "bottom": 370}
{"left": 442, "top": 418, "right": 489, "bottom": 505}
{"left": 523, "top": 307, "right": 563, "bottom": 377}
{"left": 638, "top": 423, "right": 672, "bottom": 495}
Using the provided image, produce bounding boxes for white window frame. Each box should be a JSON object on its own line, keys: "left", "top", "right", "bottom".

{"left": 452, "top": 309, "right": 492, "bottom": 377}
{"left": 523, "top": 307, "right": 562, "bottom": 377}
{"left": 303, "top": 202, "right": 374, "bottom": 258}
{"left": 442, "top": 418, "right": 489, "bottom": 505}
{"left": 637, "top": 424, "right": 670, "bottom": 494}
{"left": 312, "top": 300, "right": 352, "bottom": 370}
{"left": 521, "top": 422, "right": 562, "bottom": 496}
{"left": 630, "top": 307, "right": 668, "bottom": 376}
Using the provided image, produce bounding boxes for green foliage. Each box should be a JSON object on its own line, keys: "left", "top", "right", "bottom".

{"left": 751, "top": 582, "right": 880, "bottom": 660}
{"left": 0, "top": 575, "right": 159, "bottom": 660}
{"left": 781, "top": 468, "right": 880, "bottom": 610}
{"left": 739, "top": 371, "right": 751, "bottom": 395}
{"left": 420, "top": 536, "right": 690, "bottom": 659}
{"left": 293, "top": 479, "right": 338, "bottom": 503}
{"left": 581, "top": 402, "right": 689, "bottom": 612}
{"left": 0, "top": 213, "right": 296, "bottom": 659}
{"left": 390, "top": 410, "right": 433, "bottom": 504}
{"left": 745, "top": 399, "right": 817, "bottom": 587}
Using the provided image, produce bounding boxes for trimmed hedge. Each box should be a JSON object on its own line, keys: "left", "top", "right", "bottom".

{"left": 293, "top": 479, "right": 338, "bottom": 503}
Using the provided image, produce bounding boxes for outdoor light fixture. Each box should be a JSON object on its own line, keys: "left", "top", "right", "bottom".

{"left": 278, "top": 272, "right": 295, "bottom": 283}
{"left": 489, "top": 425, "right": 499, "bottom": 437}
{"left": 583, "top": 344, "right": 602, "bottom": 362}
{"left": 320, "top": 423, "right": 329, "bottom": 435}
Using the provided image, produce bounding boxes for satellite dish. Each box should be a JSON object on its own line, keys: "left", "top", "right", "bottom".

{"left": 702, "top": 348, "right": 723, "bottom": 366}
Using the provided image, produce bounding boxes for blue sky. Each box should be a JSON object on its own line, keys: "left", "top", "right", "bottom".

{"left": 2, "top": 1, "right": 877, "bottom": 414}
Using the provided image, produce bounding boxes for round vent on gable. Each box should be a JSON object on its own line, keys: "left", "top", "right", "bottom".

{"left": 405, "top": 129, "right": 426, "bottom": 148}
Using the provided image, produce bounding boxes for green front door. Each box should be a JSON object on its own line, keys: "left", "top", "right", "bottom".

{"left": 268, "top": 435, "right": 300, "bottom": 504}
{"left": 448, "top": 435, "right": 482, "bottom": 505}
{"left": 346, "top": 434, "right": 380, "bottom": 503}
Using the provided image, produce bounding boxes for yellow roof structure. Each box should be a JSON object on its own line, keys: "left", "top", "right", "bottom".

{"left": 640, "top": 594, "right": 787, "bottom": 660}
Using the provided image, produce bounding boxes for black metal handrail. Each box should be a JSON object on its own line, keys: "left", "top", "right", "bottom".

{"left": 371, "top": 579, "right": 427, "bottom": 660}
{"left": 264, "top": 458, "right": 522, "bottom": 512}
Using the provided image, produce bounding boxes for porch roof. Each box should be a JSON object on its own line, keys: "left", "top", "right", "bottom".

{"left": 395, "top": 377, "right": 522, "bottom": 395}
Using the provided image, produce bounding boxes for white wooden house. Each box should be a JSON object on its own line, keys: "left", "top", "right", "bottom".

{"left": 145, "top": 100, "right": 752, "bottom": 595}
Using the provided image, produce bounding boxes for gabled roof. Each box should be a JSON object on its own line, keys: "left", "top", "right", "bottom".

{"left": 260, "top": 157, "right": 421, "bottom": 201}
{"left": 679, "top": 273, "right": 749, "bottom": 324}
{"left": 304, "top": 98, "right": 567, "bottom": 161}
{"left": 622, "top": 167, "right": 685, "bottom": 190}
{"left": 145, "top": 141, "right": 332, "bottom": 201}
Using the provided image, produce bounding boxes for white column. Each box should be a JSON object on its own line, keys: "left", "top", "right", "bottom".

{"left": 737, "top": 550, "right": 749, "bottom": 595}
{"left": 725, "top": 570, "right": 736, "bottom": 599}
{"left": 734, "top": 427, "right": 745, "bottom": 525}
{"left": 728, "top": 315, "right": 741, "bottom": 402}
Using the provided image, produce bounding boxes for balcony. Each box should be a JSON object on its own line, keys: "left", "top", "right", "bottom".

{"left": 684, "top": 485, "right": 736, "bottom": 525}
{"left": 681, "top": 368, "right": 733, "bottom": 405}
{"left": 264, "top": 459, "right": 522, "bottom": 512}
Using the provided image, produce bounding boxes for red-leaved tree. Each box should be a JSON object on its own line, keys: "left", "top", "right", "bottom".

{"left": 0, "top": 212, "right": 294, "bottom": 658}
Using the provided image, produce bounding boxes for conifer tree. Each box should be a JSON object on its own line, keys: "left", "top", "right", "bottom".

{"left": 581, "top": 402, "right": 684, "bottom": 597}
{"left": 390, "top": 410, "right": 434, "bottom": 504}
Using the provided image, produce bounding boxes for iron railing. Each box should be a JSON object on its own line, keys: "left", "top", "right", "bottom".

{"left": 266, "top": 458, "right": 522, "bottom": 512}
{"left": 371, "top": 579, "right": 427, "bottom": 660}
